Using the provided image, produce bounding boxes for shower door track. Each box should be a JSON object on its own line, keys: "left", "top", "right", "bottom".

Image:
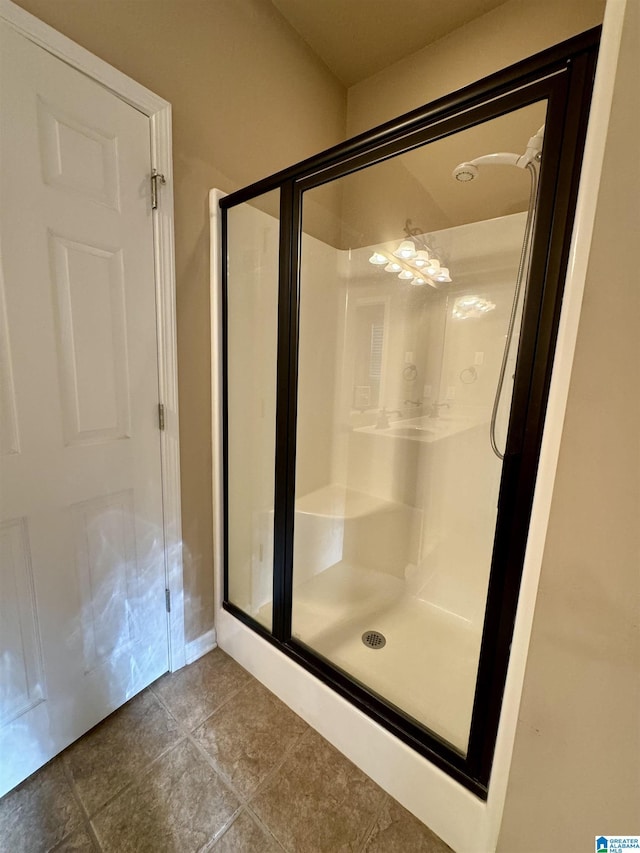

{"left": 219, "top": 27, "right": 600, "bottom": 798}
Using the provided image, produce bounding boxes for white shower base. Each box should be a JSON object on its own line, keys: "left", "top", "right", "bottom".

{"left": 260, "top": 560, "right": 481, "bottom": 752}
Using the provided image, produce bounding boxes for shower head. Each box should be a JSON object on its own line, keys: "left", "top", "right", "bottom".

{"left": 452, "top": 162, "right": 479, "bottom": 182}
{"left": 452, "top": 152, "right": 521, "bottom": 182}
{"left": 452, "top": 125, "right": 545, "bottom": 182}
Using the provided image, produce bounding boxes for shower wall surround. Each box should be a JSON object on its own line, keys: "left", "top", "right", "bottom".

{"left": 218, "top": 29, "right": 600, "bottom": 799}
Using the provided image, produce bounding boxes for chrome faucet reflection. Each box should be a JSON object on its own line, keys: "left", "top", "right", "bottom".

{"left": 375, "top": 407, "right": 403, "bottom": 429}
{"left": 427, "top": 401, "right": 450, "bottom": 418}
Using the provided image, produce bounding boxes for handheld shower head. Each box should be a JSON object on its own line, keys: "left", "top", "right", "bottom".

{"left": 452, "top": 125, "right": 545, "bottom": 183}
{"left": 452, "top": 152, "right": 521, "bottom": 182}
{"left": 453, "top": 162, "right": 479, "bottom": 182}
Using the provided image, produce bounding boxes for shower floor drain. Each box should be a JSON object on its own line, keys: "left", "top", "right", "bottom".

{"left": 362, "top": 630, "right": 386, "bottom": 649}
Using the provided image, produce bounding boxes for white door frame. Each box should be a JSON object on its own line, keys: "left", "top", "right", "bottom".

{"left": 0, "top": 0, "right": 186, "bottom": 672}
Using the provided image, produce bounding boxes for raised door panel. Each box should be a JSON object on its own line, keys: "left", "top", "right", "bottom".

{"left": 49, "top": 233, "right": 131, "bottom": 446}
{"left": 37, "top": 97, "right": 120, "bottom": 210}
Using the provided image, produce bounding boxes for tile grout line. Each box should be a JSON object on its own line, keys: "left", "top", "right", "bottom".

{"left": 56, "top": 687, "right": 187, "bottom": 831}
{"left": 246, "top": 723, "right": 387, "bottom": 853}
{"left": 244, "top": 803, "right": 290, "bottom": 853}
{"left": 198, "top": 803, "right": 288, "bottom": 853}
{"left": 180, "top": 733, "right": 276, "bottom": 852}
{"left": 358, "top": 791, "right": 390, "bottom": 853}
{"left": 186, "top": 720, "right": 310, "bottom": 815}
{"left": 147, "top": 681, "right": 199, "bottom": 733}
{"left": 60, "top": 757, "right": 105, "bottom": 853}
{"left": 185, "top": 732, "right": 250, "bottom": 806}
{"left": 146, "top": 676, "right": 253, "bottom": 810}
{"left": 148, "top": 665, "right": 253, "bottom": 734}
{"left": 199, "top": 802, "right": 245, "bottom": 852}
{"left": 238, "top": 727, "right": 316, "bottom": 853}
{"left": 174, "top": 670, "right": 311, "bottom": 807}
{"left": 186, "top": 705, "right": 312, "bottom": 852}
{"left": 156, "top": 683, "right": 266, "bottom": 853}
{"left": 84, "top": 731, "right": 249, "bottom": 849}
{"left": 150, "top": 679, "right": 257, "bottom": 814}
{"left": 80, "top": 734, "right": 190, "bottom": 827}
{"left": 246, "top": 724, "right": 314, "bottom": 803}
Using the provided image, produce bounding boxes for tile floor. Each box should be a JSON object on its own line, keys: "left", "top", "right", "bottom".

{"left": 0, "top": 649, "right": 452, "bottom": 853}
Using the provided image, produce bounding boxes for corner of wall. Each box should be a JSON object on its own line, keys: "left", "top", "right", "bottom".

{"left": 345, "top": 0, "right": 605, "bottom": 137}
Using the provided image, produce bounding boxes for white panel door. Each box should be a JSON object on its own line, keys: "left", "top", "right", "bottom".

{"left": 0, "top": 21, "right": 169, "bottom": 796}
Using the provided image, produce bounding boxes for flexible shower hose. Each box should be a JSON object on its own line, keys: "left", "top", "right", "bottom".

{"left": 489, "top": 161, "right": 540, "bottom": 460}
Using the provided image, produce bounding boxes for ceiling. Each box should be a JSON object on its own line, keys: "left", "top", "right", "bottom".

{"left": 271, "top": 0, "right": 509, "bottom": 87}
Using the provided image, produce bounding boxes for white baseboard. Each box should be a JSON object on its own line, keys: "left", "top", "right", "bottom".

{"left": 184, "top": 628, "right": 217, "bottom": 664}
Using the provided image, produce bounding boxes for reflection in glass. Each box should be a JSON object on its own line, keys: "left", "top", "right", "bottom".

{"left": 226, "top": 191, "right": 280, "bottom": 629}
{"left": 291, "top": 102, "right": 547, "bottom": 753}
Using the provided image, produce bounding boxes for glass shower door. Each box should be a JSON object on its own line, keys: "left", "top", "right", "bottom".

{"left": 225, "top": 190, "right": 280, "bottom": 630}
{"left": 291, "top": 103, "right": 547, "bottom": 754}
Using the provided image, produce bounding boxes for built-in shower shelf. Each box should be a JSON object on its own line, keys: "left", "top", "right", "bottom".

{"left": 295, "top": 484, "right": 404, "bottom": 520}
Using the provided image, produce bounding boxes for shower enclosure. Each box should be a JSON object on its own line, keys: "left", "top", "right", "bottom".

{"left": 219, "top": 30, "right": 599, "bottom": 796}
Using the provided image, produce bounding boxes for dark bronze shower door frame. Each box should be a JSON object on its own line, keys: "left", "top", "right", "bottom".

{"left": 219, "top": 28, "right": 600, "bottom": 798}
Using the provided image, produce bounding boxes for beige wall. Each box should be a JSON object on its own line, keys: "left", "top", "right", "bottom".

{"left": 347, "top": 0, "right": 605, "bottom": 136}
{"left": 498, "top": 0, "right": 640, "bottom": 846}
{"left": 12, "top": 0, "right": 347, "bottom": 641}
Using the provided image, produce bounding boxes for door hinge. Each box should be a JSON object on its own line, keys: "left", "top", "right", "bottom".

{"left": 165, "top": 588, "right": 171, "bottom": 612}
{"left": 158, "top": 402, "right": 165, "bottom": 431}
{"left": 151, "top": 168, "right": 166, "bottom": 210}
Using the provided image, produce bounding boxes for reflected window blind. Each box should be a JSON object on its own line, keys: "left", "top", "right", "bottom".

{"left": 369, "top": 322, "right": 383, "bottom": 382}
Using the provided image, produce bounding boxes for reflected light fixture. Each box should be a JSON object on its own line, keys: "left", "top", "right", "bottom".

{"left": 367, "top": 219, "right": 453, "bottom": 288}
{"left": 434, "top": 267, "right": 451, "bottom": 283}
{"left": 394, "top": 240, "right": 417, "bottom": 259}
{"left": 452, "top": 294, "right": 495, "bottom": 319}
